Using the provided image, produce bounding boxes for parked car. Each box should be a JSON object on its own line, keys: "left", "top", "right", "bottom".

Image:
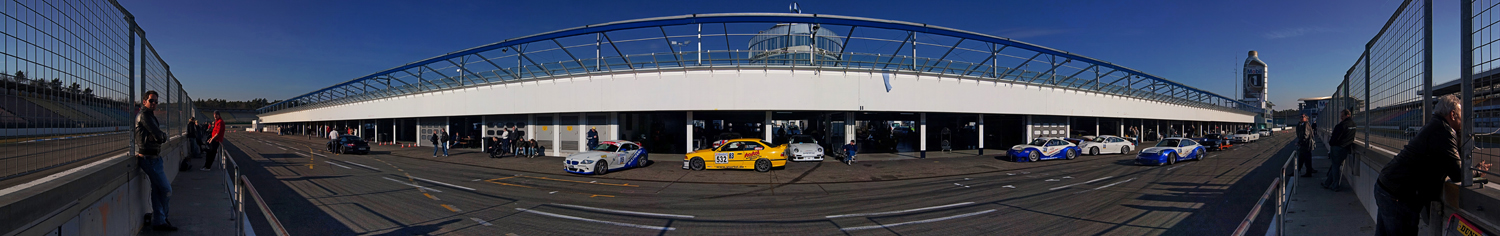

{"left": 1077, "top": 135, "right": 1136, "bottom": 155}
{"left": 784, "top": 135, "right": 825, "bottom": 162}
{"left": 1007, "top": 138, "right": 1081, "bottom": 162}
{"left": 327, "top": 135, "right": 369, "bottom": 154}
{"left": 564, "top": 141, "right": 649, "bottom": 175}
{"left": 1135, "top": 138, "right": 1205, "bottom": 166}
{"left": 684, "top": 138, "right": 788, "bottom": 172}
{"left": 1228, "top": 129, "right": 1259, "bottom": 143}
{"left": 1195, "top": 133, "right": 1232, "bottom": 151}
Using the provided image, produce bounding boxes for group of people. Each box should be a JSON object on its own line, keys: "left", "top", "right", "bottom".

{"left": 1293, "top": 95, "right": 1493, "bottom": 235}
{"left": 135, "top": 90, "right": 226, "bottom": 231}
{"left": 489, "top": 127, "right": 542, "bottom": 158}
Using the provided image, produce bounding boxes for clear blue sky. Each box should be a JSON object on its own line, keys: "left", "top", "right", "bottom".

{"left": 122, "top": 0, "right": 1448, "bottom": 110}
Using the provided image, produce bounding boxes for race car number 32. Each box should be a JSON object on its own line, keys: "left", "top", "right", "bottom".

{"left": 715, "top": 153, "right": 731, "bottom": 164}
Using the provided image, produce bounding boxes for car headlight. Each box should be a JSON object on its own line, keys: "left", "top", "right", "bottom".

{"left": 792, "top": 148, "right": 800, "bottom": 153}
{"left": 816, "top": 147, "right": 823, "bottom": 153}
{"left": 581, "top": 160, "right": 595, "bottom": 164}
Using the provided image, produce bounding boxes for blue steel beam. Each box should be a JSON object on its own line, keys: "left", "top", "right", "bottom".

{"left": 261, "top": 13, "right": 1259, "bottom": 114}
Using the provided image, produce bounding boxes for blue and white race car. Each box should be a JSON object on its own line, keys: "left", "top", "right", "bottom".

{"left": 1135, "top": 138, "right": 1204, "bottom": 166}
{"left": 565, "top": 140, "right": 649, "bottom": 175}
{"left": 1007, "top": 138, "right": 1081, "bottom": 162}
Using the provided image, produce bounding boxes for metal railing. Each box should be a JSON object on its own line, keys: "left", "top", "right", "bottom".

{"left": 257, "top": 13, "right": 1264, "bottom": 117}
{"left": 1233, "top": 153, "right": 1295, "bottom": 236}
{"left": 0, "top": 0, "right": 201, "bottom": 182}
{"left": 221, "top": 142, "right": 288, "bottom": 236}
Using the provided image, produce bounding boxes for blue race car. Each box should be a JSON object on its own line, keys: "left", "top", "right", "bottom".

{"left": 1135, "top": 138, "right": 1205, "bottom": 166}
{"left": 1007, "top": 138, "right": 1081, "bottom": 162}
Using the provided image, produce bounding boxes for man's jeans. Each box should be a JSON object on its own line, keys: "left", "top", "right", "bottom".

{"left": 1375, "top": 185, "right": 1424, "bottom": 236}
{"left": 434, "top": 143, "right": 443, "bottom": 156}
{"left": 138, "top": 156, "right": 171, "bottom": 226}
{"left": 1324, "top": 146, "right": 1350, "bottom": 187}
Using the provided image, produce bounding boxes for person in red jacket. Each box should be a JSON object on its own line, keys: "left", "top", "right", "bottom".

{"left": 203, "top": 111, "right": 226, "bottom": 171}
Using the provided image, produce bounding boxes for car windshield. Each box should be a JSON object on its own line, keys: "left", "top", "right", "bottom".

{"left": 1028, "top": 139, "right": 1048, "bottom": 146}
{"left": 590, "top": 144, "right": 620, "bottom": 152}
{"left": 1091, "top": 137, "right": 1106, "bottom": 142}
{"left": 789, "top": 136, "right": 817, "bottom": 144}
{"left": 1156, "top": 139, "right": 1181, "bottom": 147}
{"left": 341, "top": 136, "right": 362, "bottom": 142}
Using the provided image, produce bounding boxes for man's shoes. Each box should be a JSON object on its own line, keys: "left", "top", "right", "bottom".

{"left": 152, "top": 223, "right": 179, "bottom": 231}
{"left": 199, "top": 167, "right": 209, "bottom": 171}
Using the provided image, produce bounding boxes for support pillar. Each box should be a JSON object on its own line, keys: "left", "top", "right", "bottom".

{"left": 578, "top": 113, "right": 587, "bottom": 152}
{"left": 686, "top": 111, "right": 694, "bottom": 153}
{"left": 919, "top": 113, "right": 927, "bottom": 158}
{"left": 609, "top": 112, "right": 619, "bottom": 141}
{"left": 1094, "top": 117, "right": 1100, "bottom": 137}
{"left": 764, "top": 111, "right": 773, "bottom": 143}
{"left": 977, "top": 114, "right": 985, "bottom": 155}
{"left": 1024, "top": 115, "right": 1033, "bottom": 142}
{"left": 1118, "top": 118, "right": 1125, "bottom": 138}
{"left": 845, "top": 112, "right": 856, "bottom": 144}
{"left": 552, "top": 114, "right": 561, "bottom": 156}
{"left": 527, "top": 114, "right": 536, "bottom": 140}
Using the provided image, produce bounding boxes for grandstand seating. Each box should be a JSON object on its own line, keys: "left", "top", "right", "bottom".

{"left": 0, "top": 95, "right": 65, "bottom": 126}
{"left": 0, "top": 107, "right": 27, "bottom": 126}
{"left": 21, "top": 97, "right": 97, "bottom": 124}
{"left": 61, "top": 102, "right": 119, "bottom": 124}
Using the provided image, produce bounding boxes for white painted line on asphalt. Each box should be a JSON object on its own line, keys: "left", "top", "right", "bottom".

{"left": 411, "top": 176, "right": 476, "bottom": 191}
{"left": 335, "top": 160, "right": 381, "bottom": 171}
{"left": 515, "top": 208, "right": 675, "bottom": 231}
{"left": 382, "top": 177, "right": 442, "bottom": 193}
{"left": 1045, "top": 179, "right": 1060, "bottom": 182}
{"left": 1167, "top": 163, "right": 1193, "bottom": 171}
{"left": 324, "top": 161, "right": 352, "bottom": 169}
{"left": 1092, "top": 177, "right": 1137, "bottom": 190}
{"left": 550, "top": 203, "right": 695, "bottom": 219}
{"left": 826, "top": 202, "right": 975, "bottom": 218}
{"left": 1002, "top": 185, "right": 1016, "bottom": 189}
{"left": 1049, "top": 176, "right": 1114, "bottom": 191}
{"left": 470, "top": 218, "right": 492, "bottom": 226}
{"left": 839, "top": 209, "right": 996, "bottom": 231}
{"left": 311, "top": 152, "right": 327, "bottom": 157}
{"left": 276, "top": 147, "right": 287, "bottom": 150}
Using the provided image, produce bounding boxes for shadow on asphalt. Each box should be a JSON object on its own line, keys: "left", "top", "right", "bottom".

{"left": 1151, "top": 135, "right": 1297, "bottom": 236}
{"left": 223, "top": 141, "right": 359, "bottom": 236}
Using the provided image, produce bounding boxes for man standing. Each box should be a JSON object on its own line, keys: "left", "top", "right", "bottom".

{"left": 328, "top": 126, "right": 340, "bottom": 153}
{"left": 203, "top": 111, "right": 226, "bottom": 171}
{"left": 1296, "top": 115, "right": 1315, "bottom": 177}
{"left": 430, "top": 130, "right": 441, "bottom": 157}
{"left": 1374, "top": 95, "right": 1491, "bottom": 235}
{"left": 136, "top": 91, "right": 176, "bottom": 231}
{"left": 181, "top": 118, "right": 201, "bottom": 172}
{"left": 1324, "top": 109, "right": 1356, "bottom": 189}
{"left": 587, "top": 127, "right": 600, "bottom": 149}
{"left": 441, "top": 129, "right": 451, "bottom": 156}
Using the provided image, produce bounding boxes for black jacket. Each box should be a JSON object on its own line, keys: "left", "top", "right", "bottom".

{"left": 429, "top": 133, "right": 439, "bottom": 144}
{"left": 135, "top": 108, "right": 166, "bottom": 156}
{"left": 1295, "top": 121, "right": 1311, "bottom": 149}
{"left": 1329, "top": 117, "right": 1356, "bottom": 149}
{"left": 1377, "top": 117, "right": 1463, "bottom": 203}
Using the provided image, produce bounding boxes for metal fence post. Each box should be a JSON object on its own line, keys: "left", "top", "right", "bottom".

{"left": 1462, "top": 0, "right": 1476, "bottom": 187}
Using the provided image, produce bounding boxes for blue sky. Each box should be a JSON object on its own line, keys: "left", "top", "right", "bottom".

{"left": 122, "top": 0, "right": 1445, "bottom": 110}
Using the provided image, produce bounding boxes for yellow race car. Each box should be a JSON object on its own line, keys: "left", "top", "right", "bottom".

{"left": 683, "top": 138, "right": 788, "bottom": 172}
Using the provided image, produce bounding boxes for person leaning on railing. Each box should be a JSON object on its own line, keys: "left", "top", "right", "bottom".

{"left": 135, "top": 90, "right": 178, "bottom": 231}
{"left": 1374, "top": 94, "right": 1492, "bottom": 236}
{"left": 1323, "top": 109, "right": 1355, "bottom": 190}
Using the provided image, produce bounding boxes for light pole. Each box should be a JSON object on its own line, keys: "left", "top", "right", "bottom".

{"left": 671, "top": 40, "right": 693, "bottom": 67}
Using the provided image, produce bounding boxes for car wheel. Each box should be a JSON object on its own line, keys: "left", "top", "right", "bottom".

{"left": 690, "top": 158, "right": 705, "bottom": 171}
{"left": 755, "top": 159, "right": 771, "bottom": 172}
{"left": 1168, "top": 153, "right": 1178, "bottom": 165}
{"left": 1121, "top": 146, "right": 1130, "bottom": 154}
{"left": 1028, "top": 151, "right": 1039, "bottom": 162}
{"left": 1090, "top": 147, "right": 1099, "bottom": 156}
{"left": 595, "top": 161, "right": 608, "bottom": 175}
{"left": 1066, "top": 149, "right": 1077, "bottom": 160}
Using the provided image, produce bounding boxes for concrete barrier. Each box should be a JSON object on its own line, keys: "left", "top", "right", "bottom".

{"left": 0, "top": 137, "right": 193, "bottom": 236}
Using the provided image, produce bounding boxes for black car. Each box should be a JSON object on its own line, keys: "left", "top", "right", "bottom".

{"left": 1195, "top": 133, "right": 1231, "bottom": 151}
{"left": 328, "top": 135, "right": 370, "bottom": 154}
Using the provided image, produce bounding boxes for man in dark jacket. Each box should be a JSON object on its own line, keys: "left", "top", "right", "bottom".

{"left": 1296, "top": 115, "right": 1314, "bottom": 177}
{"left": 1374, "top": 95, "right": 1490, "bottom": 235}
{"left": 1324, "top": 109, "right": 1356, "bottom": 189}
{"left": 136, "top": 91, "right": 177, "bottom": 231}
{"left": 430, "top": 130, "right": 442, "bottom": 157}
{"left": 587, "top": 127, "right": 600, "bottom": 149}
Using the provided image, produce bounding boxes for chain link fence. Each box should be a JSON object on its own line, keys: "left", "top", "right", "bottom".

{"left": 1315, "top": 0, "right": 1430, "bottom": 167}
{"left": 1468, "top": 0, "right": 1500, "bottom": 182}
{"left": 0, "top": 0, "right": 199, "bottom": 182}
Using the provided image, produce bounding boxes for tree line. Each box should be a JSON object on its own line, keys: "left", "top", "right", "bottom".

{"left": 194, "top": 98, "right": 280, "bottom": 110}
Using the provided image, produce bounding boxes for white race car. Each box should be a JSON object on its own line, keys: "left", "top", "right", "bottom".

{"left": 1077, "top": 135, "right": 1136, "bottom": 155}
{"left": 1228, "top": 129, "right": 1259, "bottom": 143}
{"left": 784, "top": 135, "right": 824, "bottom": 161}
{"left": 564, "top": 140, "right": 648, "bottom": 175}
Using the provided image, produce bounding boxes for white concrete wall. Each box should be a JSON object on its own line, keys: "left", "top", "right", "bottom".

{"left": 261, "top": 69, "right": 1254, "bottom": 124}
